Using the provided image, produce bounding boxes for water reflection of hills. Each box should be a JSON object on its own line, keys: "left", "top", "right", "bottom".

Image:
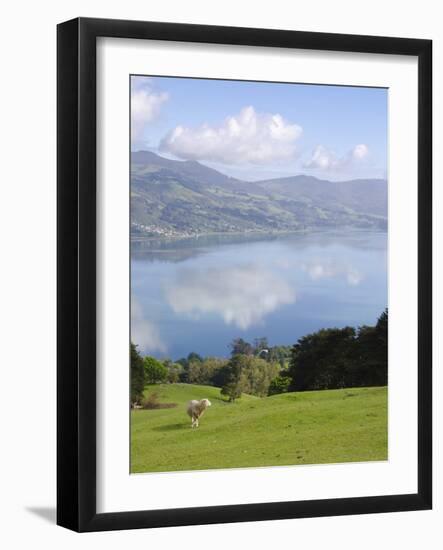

{"left": 131, "top": 230, "right": 386, "bottom": 263}
{"left": 131, "top": 232, "right": 282, "bottom": 262}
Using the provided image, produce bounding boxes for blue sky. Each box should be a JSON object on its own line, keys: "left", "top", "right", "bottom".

{"left": 131, "top": 75, "right": 387, "bottom": 181}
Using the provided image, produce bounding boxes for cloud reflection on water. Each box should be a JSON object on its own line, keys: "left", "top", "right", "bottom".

{"left": 302, "top": 259, "right": 363, "bottom": 286}
{"left": 164, "top": 263, "right": 295, "bottom": 330}
{"left": 131, "top": 298, "right": 166, "bottom": 353}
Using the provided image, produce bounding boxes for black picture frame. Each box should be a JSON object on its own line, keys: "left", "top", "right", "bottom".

{"left": 57, "top": 17, "right": 432, "bottom": 532}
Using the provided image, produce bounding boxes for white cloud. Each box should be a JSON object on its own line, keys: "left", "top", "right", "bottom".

{"left": 304, "top": 143, "right": 369, "bottom": 172}
{"left": 160, "top": 106, "right": 302, "bottom": 165}
{"left": 131, "top": 298, "right": 166, "bottom": 354}
{"left": 131, "top": 79, "right": 168, "bottom": 141}
{"left": 303, "top": 145, "right": 335, "bottom": 170}
{"left": 164, "top": 263, "right": 295, "bottom": 330}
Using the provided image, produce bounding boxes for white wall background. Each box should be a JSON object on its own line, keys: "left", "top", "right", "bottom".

{"left": 0, "top": 1, "right": 440, "bottom": 548}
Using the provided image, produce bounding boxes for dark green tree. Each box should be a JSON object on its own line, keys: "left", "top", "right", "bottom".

{"left": 130, "top": 342, "right": 145, "bottom": 404}
{"left": 288, "top": 327, "right": 356, "bottom": 391}
{"left": 211, "top": 361, "right": 232, "bottom": 388}
{"left": 229, "top": 338, "right": 253, "bottom": 357}
{"left": 352, "top": 309, "right": 388, "bottom": 387}
{"left": 221, "top": 355, "right": 248, "bottom": 401}
{"left": 288, "top": 310, "right": 388, "bottom": 391}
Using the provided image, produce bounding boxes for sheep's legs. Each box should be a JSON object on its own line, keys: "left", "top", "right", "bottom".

{"left": 191, "top": 416, "right": 199, "bottom": 428}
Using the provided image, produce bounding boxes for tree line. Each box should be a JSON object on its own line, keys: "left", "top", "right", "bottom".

{"left": 131, "top": 309, "right": 387, "bottom": 404}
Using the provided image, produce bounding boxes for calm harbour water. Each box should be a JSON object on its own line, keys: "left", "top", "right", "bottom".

{"left": 131, "top": 231, "right": 387, "bottom": 360}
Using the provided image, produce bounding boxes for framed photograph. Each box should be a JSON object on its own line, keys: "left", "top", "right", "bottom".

{"left": 57, "top": 17, "right": 432, "bottom": 532}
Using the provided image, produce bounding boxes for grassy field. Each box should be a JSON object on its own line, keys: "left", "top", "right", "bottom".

{"left": 131, "top": 383, "right": 387, "bottom": 473}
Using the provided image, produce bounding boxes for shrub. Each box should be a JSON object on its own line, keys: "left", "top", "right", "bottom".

{"left": 141, "top": 392, "right": 177, "bottom": 410}
{"left": 268, "top": 375, "right": 291, "bottom": 395}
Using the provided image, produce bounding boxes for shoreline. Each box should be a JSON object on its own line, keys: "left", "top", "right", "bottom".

{"left": 131, "top": 226, "right": 388, "bottom": 245}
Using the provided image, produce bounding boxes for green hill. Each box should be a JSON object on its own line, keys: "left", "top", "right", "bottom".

{"left": 131, "top": 151, "right": 387, "bottom": 238}
{"left": 131, "top": 383, "right": 387, "bottom": 473}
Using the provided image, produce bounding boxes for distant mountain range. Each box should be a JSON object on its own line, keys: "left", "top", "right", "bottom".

{"left": 131, "top": 151, "right": 387, "bottom": 239}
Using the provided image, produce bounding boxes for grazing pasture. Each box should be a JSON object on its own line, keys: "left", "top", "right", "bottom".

{"left": 130, "top": 383, "right": 387, "bottom": 473}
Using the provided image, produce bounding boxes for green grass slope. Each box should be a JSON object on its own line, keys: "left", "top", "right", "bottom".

{"left": 131, "top": 384, "right": 387, "bottom": 473}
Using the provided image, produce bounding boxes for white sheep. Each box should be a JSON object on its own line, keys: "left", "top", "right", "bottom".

{"left": 186, "top": 398, "right": 211, "bottom": 428}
